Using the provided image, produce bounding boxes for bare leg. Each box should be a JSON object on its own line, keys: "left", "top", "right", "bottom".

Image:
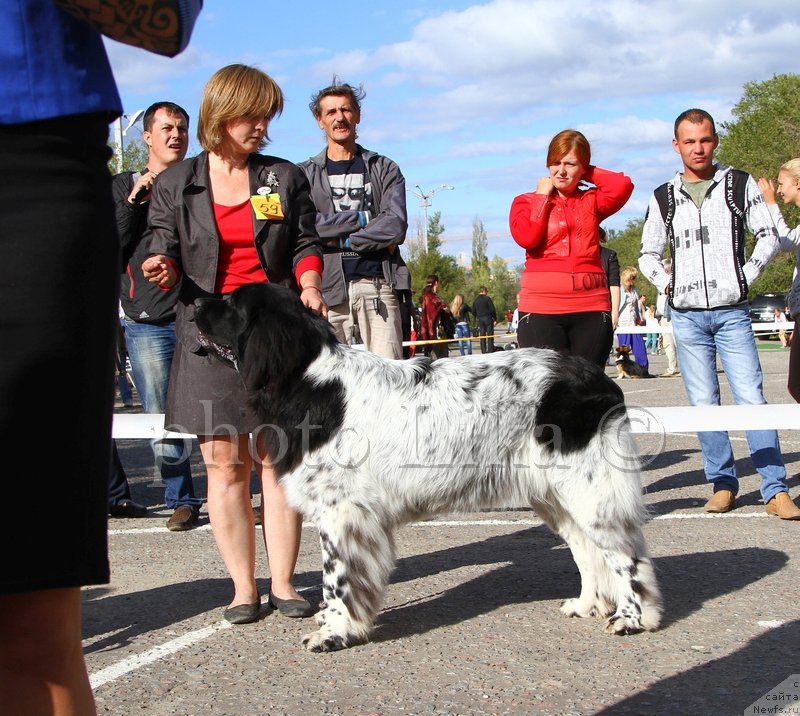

{"left": 258, "top": 462, "right": 304, "bottom": 601}
{"left": 199, "top": 435, "right": 258, "bottom": 608}
{"left": 0, "top": 588, "right": 96, "bottom": 715}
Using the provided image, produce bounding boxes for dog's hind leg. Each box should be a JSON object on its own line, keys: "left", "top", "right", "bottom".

{"left": 301, "top": 503, "right": 396, "bottom": 652}
{"left": 531, "top": 502, "right": 614, "bottom": 620}
{"left": 542, "top": 463, "right": 662, "bottom": 634}
{"left": 566, "top": 516, "right": 661, "bottom": 634}
{"left": 558, "top": 525, "right": 615, "bottom": 620}
{"left": 573, "top": 506, "right": 662, "bottom": 634}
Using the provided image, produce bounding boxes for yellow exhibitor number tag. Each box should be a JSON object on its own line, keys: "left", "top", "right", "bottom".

{"left": 250, "top": 194, "right": 284, "bottom": 220}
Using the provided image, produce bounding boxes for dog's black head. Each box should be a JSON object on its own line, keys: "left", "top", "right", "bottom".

{"left": 194, "top": 282, "right": 338, "bottom": 397}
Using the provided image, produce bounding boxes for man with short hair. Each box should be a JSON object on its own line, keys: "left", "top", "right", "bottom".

{"left": 112, "top": 101, "right": 203, "bottom": 531}
{"left": 639, "top": 107, "right": 800, "bottom": 520}
{"left": 299, "top": 78, "right": 409, "bottom": 359}
{"left": 473, "top": 286, "right": 497, "bottom": 353}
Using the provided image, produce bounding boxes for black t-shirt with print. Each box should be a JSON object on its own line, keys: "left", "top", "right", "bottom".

{"left": 326, "top": 154, "right": 385, "bottom": 281}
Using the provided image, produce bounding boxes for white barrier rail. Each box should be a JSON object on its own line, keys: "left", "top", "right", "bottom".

{"left": 113, "top": 403, "right": 800, "bottom": 438}
{"left": 599, "top": 321, "right": 793, "bottom": 336}
{"left": 117, "top": 320, "right": 796, "bottom": 438}
{"left": 407, "top": 321, "right": 792, "bottom": 346}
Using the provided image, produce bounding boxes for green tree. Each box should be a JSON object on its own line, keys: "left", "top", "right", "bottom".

{"left": 717, "top": 73, "right": 800, "bottom": 293}
{"left": 405, "top": 210, "right": 462, "bottom": 302}
{"left": 718, "top": 73, "right": 800, "bottom": 185}
{"left": 471, "top": 217, "right": 489, "bottom": 288}
{"left": 488, "top": 256, "right": 519, "bottom": 317}
{"left": 425, "top": 210, "right": 445, "bottom": 253}
{"left": 108, "top": 137, "right": 149, "bottom": 174}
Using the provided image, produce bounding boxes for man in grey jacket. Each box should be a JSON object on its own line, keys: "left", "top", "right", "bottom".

{"left": 299, "top": 78, "right": 409, "bottom": 359}
{"left": 639, "top": 107, "right": 800, "bottom": 521}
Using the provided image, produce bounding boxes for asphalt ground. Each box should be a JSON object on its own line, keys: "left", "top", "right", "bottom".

{"left": 96, "top": 337, "right": 800, "bottom": 715}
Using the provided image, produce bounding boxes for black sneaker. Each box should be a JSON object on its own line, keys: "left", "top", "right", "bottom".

{"left": 167, "top": 505, "right": 199, "bottom": 532}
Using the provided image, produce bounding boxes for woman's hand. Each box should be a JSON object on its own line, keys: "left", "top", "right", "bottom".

{"left": 536, "top": 177, "right": 554, "bottom": 196}
{"left": 142, "top": 255, "right": 177, "bottom": 289}
{"left": 300, "top": 286, "right": 328, "bottom": 318}
{"left": 758, "top": 177, "right": 777, "bottom": 205}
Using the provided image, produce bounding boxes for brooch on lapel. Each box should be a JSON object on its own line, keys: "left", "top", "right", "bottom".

{"left": 252, "top": 171, "right": 283, "bottom": 220}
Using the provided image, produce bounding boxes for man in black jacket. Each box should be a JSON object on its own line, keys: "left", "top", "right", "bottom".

{"left": 112, "top": 101, "right": 202, "bottom": 531}
{"left": 474, "top": 286, "right": 497, "bottom": 353}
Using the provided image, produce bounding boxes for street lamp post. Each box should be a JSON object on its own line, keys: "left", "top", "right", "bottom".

{"left": 407, "top": 184, "right": 454, "bottom": 253}
{"left": 112, "top": 109, "right": 145, "bottom": 173}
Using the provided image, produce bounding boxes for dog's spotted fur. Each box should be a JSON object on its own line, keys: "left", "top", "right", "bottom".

{"left": 195, "top": 283, "right": 662, "bottom": 652}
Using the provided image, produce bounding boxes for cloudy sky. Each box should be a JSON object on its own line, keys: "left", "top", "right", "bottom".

{"left": 107, "top": 0, "right": 800, "bottom": 265}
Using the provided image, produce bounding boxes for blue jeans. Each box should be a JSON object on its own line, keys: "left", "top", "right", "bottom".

{"left": 671, "top": 305, "right": 787, "bottom": 503}
{"left": 455, "top": 321, "right": 472, "bottom": 355}
{"left": 123, "top": 319, "right": 201, "bottom": 509}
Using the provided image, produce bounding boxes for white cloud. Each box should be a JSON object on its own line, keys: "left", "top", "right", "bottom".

{"left": 108, "top": 0, "right": 800, "bottom": 261}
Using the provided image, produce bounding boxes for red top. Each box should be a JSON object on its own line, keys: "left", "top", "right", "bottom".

{"left": 214, "top": 200, "right": 265, "bottom": 294}
{"left": 419, "top": 289, "right": 447, "bottom": 341}
{"left": 508, "top": 166, "right": 633, "bottom": 314}
{"left": 212, "top": 200, "right": 322, "bottom": 295}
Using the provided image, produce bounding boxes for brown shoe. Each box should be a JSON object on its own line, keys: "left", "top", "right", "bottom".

{"left": 167, "top": 505, "right": 199, "bottom": 532}
{"left": 704, "top": 489, "right": 736, "bottom": 513}
{"left": 765, "top": 492, "right": 800, "bottom": 520}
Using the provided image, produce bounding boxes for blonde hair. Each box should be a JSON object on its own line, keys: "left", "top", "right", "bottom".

{"left": 780, "top": 158, "right": 800, "bottom": 182}
{"left": 620, "top": 266, "right": 638, "bottom": 286}
{"left": 450, "top": 294, "right": 464, "bottom": 315}
{"left": 197, "top": 64, "right": 284, "bottom": 153}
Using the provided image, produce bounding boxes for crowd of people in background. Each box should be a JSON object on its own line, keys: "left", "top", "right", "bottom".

{"left": 113, "top": 99, "right": 800, "bottom": 543}
{"left": 7, "top": 4, "right": 800, "bottom": 709}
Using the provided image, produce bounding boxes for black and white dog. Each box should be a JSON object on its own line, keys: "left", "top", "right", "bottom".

{"left": 194, "top": 283, "right": 662, "bottom": 652}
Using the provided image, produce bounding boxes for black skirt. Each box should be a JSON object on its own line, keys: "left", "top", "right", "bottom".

{"left": 166, "top": 339, "right": 261, "bottom": 435}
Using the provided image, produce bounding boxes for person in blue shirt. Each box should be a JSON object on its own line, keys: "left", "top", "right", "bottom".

{"left": 0, "top": 2, "right": 201, "bottom": 713}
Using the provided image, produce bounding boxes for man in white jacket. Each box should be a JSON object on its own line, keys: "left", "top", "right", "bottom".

{"left": 639, "top": 108, "right": 800, "bottom": 521}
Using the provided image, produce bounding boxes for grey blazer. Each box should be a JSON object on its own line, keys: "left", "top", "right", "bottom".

{"left": 147, "top": 151, "right": 322, "bottom": 354}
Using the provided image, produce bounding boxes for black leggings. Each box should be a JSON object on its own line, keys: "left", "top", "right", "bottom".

{"left": 516, "top": 311, "right": 614, "bottom": 368}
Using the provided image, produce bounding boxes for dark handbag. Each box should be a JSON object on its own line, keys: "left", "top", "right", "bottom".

{"left": 436, "top": 311, "right": 456, "bottom": 340}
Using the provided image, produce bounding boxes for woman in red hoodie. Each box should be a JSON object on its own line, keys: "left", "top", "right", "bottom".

{"left": 509, "top": 129, "right": 633, "bottom": 367}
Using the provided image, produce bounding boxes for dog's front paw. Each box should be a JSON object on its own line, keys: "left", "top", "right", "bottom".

{"left": 301, "top": 628, "right": 348, "bottom": 653}
{"left": 604, "top": 611, "right": 644, "bottom": 635}
{"left": 560, "top": 597, "right": 598, "bottom": 619}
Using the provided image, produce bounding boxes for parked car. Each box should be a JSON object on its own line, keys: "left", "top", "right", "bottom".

{"left": 749, "top": 293, "right": 788, "bottom": 338}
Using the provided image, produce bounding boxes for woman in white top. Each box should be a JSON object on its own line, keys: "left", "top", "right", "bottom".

{"left": 759, "top": 159, "right": 800, "bottom": 398}
{"left": 617, "top": 266, "right": 649, "bottom": 371}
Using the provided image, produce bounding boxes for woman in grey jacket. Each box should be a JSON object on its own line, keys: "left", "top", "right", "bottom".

{"left": 144, "top": 65, "right": 325, "bottom": 623}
